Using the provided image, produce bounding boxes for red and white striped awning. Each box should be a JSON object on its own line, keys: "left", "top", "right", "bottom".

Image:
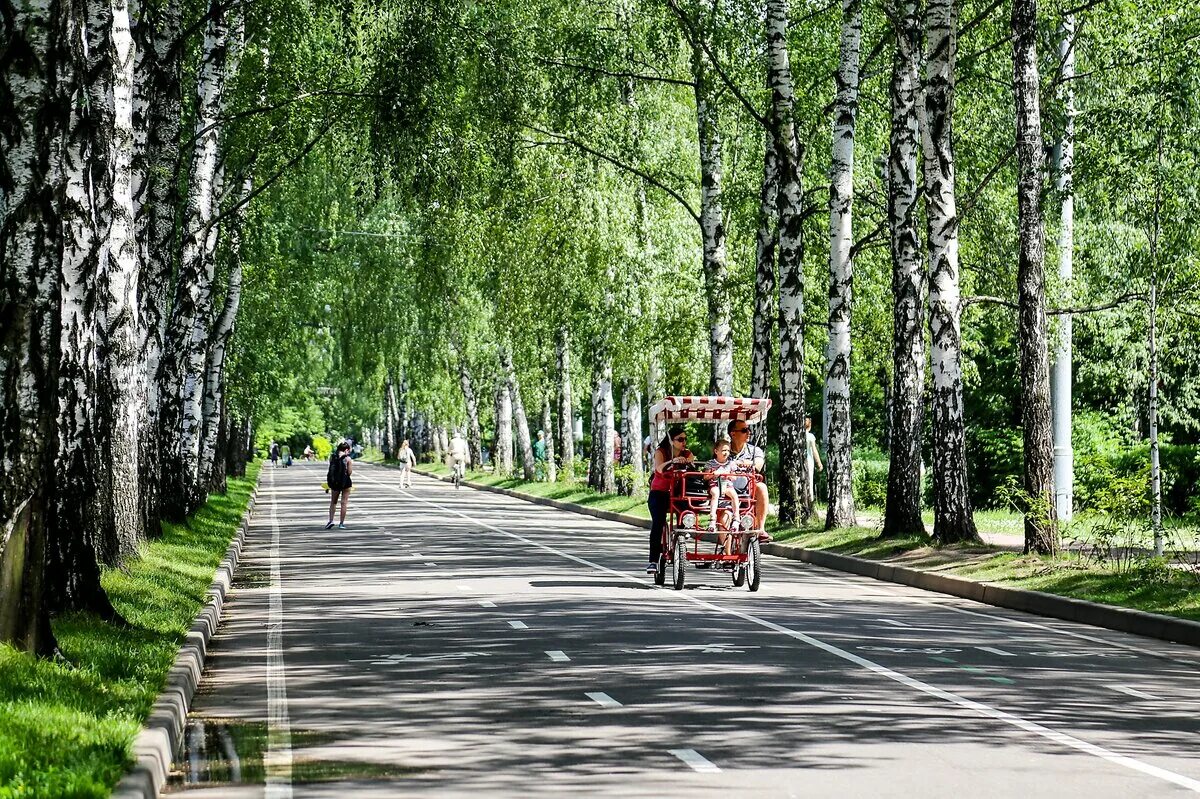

{"left": 648, "top": 395, "right": 772, "bottom": 424}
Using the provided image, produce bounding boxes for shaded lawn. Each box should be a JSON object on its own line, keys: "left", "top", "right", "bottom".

{"left": 419, "top": 463, "right": 651, "bottom": 519}
{"left": 0, "top": 462, "right": 261, "bottom": 799}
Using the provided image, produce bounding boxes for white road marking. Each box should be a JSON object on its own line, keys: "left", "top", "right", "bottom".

{"left": 585, "top": 692, "right": 621, "bottom": 708}
{"left": 1108, "top": 685, "right": 1161, "bottom": 701}
{"left": 669, "top": 749, "right": 720, "bottom": 773}
{"left": 508, "top": 620, "right": 528, "bottom": 629}
{"left": 546, "top": 650, "right": 570, "bottom": 661}
{"left": 412, "top": 552, "right": 424, "bottom": 558}
{"left": 264, "top": 470, "right": 293, "bottom": 799}
{"left": 457, "top": 585, "right": 469, "bottom": 591}
{"left": 877, "top": 618, "right": 909, "bottom": 627}
{"left": 479, "top": 600, "right": 497, "bottom": 608}
{"left": 977, "top": 646, "right": 1018, "bottom": 657}
{"left": 810, "top": 600, "right": 834, "bottom": 608}
{"left": 372, "top": 475, "right": 1200, "bottom": 795}
{"left": 425, "top": 562, "right": 437, "bottom": 567}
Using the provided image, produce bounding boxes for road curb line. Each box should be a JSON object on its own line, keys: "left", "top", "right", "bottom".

{"left": 110, "top": 476, "right": 262, "bottom": 799}
{"left": 410, "top": 465, "right": 1200, "bottom": 649}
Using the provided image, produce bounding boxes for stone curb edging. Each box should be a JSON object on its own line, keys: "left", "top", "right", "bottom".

{"left": 412, "top": 466, "right": 1200, "bottom": 650}
{"left": 110, "top": 480, "right": 261, "bottom": 799}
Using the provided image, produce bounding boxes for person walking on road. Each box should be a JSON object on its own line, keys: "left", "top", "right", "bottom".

{"left": 396, "top": 438, "right": 416, "bottom": 489}
{"left": 646, "top": 425, "right": 693, "bottom": 573}
{"left": 269, "top": 441, "right": 280, "bottom": 468}
{"left": 325, "top": 441, "right": 354, "bottom": 529}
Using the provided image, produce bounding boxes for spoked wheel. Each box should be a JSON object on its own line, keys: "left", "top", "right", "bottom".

{"left": 672, "top": 537, "right": 687, "bottom": 590}
{"left": 745, "top": 538, "right": 761, "bottom": 592}
{"left": 654, "top": 552, "right": 666, "bottom": 586}
{"left": 732, "top": 556, "right": 746, "bottom": 587}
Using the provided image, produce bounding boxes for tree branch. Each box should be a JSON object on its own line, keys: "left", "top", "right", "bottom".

{"left": 533, "top": 55, "right": 695, "bottom": 88}
{"left": 962, "top": 292, "right": 1148, "bottom": 314}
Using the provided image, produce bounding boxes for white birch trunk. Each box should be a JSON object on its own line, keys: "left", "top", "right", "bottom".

{"left": 882, "top": 0, "right": 927, "bottom": 538}
{"left": 692, "top": 46, "right": 733, "bottom": 397}
{"left": 556, "top": 326, "right": 575, "bottom": 480}
{"left": 1148, "top": 278, "right": 1162, "bottom": 555}
{"left": 495, "top": 382, "right": 513, "bottom": 476}
{"left": 542, "top": 399, "right": 557, "bottom": 483}
{"left": 501, "top": 348, "right": 537, "bottom": 481}
{"left": 383, "top": 374, "right": 395, "bottom": 458}
{"left": 1013, "top": 0, "right": 1058, "bottom": 553}
{"left": 1051, "top": 15, "right": 1075, "bottom": 523}
{"left": 825, "top": 0, "right": 862, "bottom": 530}
{"left": 619, "top": 381, "right": 644, "bottom": 495}
{"left": 922, "top": 0, "right": 978, "bottom": 543}
{"left": 588, "top": 361, "right": 615, "bottom": 494}
{"left": 767, "top": 0, "right": 809, "bottom": 523}
{"left": 751, "top": 137, "right": 778, "bottom": 402}
{"left": 458, "top": 359, "right": 484, "bottom": 468}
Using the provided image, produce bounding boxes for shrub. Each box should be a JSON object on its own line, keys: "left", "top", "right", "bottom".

{"left": 312, "top": 435, "right": 333, "bottom": 460}
{"left": 852, "top": 452, "right": 890, "bottom": 508}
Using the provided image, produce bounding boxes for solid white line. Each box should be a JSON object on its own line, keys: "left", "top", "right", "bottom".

{"left": 977, "top": 646, "right": 1018, "bottom": 657}
{"left": 585, "top": 691, "right": 621, "bottom": 708}
{"left": 479, "top": 600, "right": 497, "bottom": 608}
{"left": 508, "top": 620, "right": 528, "bottom": 629}
{"left": 264, "top": 470, "right": 293, "bottom": 799}
{"left": 367, "top": 475, "right": 1200, "bottom": 795}
{"left": 877, "top": 618, "right": 909, "bottom": 627}
{"left": 669, "top": 749, "right": 720, "bottom": 773}
{"left": 546, "top": 650, "right": 570, "bottom": 662}
{"left": 1108, "top": 685, "right": 1161, "bottom": 701}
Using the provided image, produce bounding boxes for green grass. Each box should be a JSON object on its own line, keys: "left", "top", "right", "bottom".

{"left": 420, "top": 463, "right": 651, "bottom": 519}
{"left": 0, "top": 461, "right": 262, "bottom": 799}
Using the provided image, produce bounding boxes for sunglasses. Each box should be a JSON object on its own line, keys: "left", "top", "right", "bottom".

{"left": 729, "top": 427, "right": 748, "bottom": 434}
{"left": 673, "top": 436, "right": 688, "bottom": 443}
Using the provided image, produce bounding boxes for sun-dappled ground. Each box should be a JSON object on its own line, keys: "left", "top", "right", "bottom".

{"left": 0, "top": 462, "right": 261, "bottom": 799}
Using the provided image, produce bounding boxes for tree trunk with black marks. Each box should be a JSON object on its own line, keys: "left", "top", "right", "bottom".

{"left": 542, "top": 399, "right": 558, "bottom": 483}
{"left": 751, "top": 137, "right": 778, "bottom": 402}
{"left": 0, "top": 0, "right": 60, "bottom": 655}
{"left": 882, "top": 0, "right": 927, "bottom": 539}
{"left": 1050, "top": 15, "right": 1075, "bottom": 523}
{"left": 825, "top": 0, "right": 862, "bottom": 530}
{"left": 458, "top": 358, "right": 484, "bottom": 469}
{"left": 501, "top": 348, "right": 537, "bottom": 481}
{"left": 619, "top": 380, "right": 644, "bottom": 496}
{"left": 767, "top": 0, "right": 809, "bottom": 524}
{"left": 1012, "top": 0, "right": 1057, "bottom": 554}
{"left": 494, "top": 381, "right": 513, "bottom": 476}
{"left": 556, "top": 326, "right": 574, "bottom": 480}
{"left": 589, "top": 360, "right": 616, "bottom": 494}
{"left": 921, "top": 0, "right": 979, "bottom": 544}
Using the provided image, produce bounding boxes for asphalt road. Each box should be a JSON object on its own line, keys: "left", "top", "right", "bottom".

{"left": 172, "top": 462, "right": 1200, "bottom": 798}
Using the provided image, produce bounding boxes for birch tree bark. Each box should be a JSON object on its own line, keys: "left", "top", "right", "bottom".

{"left": 383, "top": 373, "right": 395, "bottom": 458}
{"left": 691, "top": 43, "right": 734, "bottom": 397}
{"left": 1050, "top": 15, "right": 1075, "bottom": 522}
{"left": 825, "top": 0, "right": 862, "bottom": 530}
{"left": 501, "top": 348, "right": 537, "bottom": 481}
{"left": 751, "top": 138, "right": 778, "bottom": 402}
{"left": 458, "top": 357, "right": 484, "bottom": 468}
{"left": 494, "top": 381, "right": 513, "bottom": 476}
{"left": 588, "top": 360, "right": 616, "bottom": 493}
{"left": 134, "top": 0, "right": 182, "bottom": 536}
{"left": 921, "top": 0, "right": 979, "bottom": 543}
{"left": 1012, "top": 0, "right": 1058, "bottom": 553}
{"left": 767, "top": 0, "right": 809, "bottom": 524}
{"left": 882, "top": 0, "right": 927, "bottom": 538}
{"left": 0, "top": 0, "right": 59, "bottom": 654}
{"left": 158, "top": 0, "right": 228, "bottom": 520}
{"left": 542, "top": 399, "right": 558, "bottom": 483}
{"left": 619, "top": 381, "right": 644, "bottom": 495}
{"left": 556, "top": 326, "right": 575, "bottom": 479}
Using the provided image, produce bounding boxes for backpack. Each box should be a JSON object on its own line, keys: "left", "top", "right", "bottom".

{"left": 327, "top": 454, "right": 348, "bottom": 490}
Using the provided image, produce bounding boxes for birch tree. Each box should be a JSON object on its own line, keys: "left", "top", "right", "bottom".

{"left": 751, "top": 139, "right": 778, "bottom": 402}
{"left": 494, "top": 380, "right": 513, "bottom": 475}
{"left": 501, "top": 348, "right": 537, "bottom": 481}
{"left": 1012, "top": 0, "right": 1057, "bottom": 553}
{"left": 542, "top": 398, "right": 558, "bottom": 483}
{"left": 556, "top": 326, "right": 575, "bottom": 479}
{"left": 920, "top": 0, "right": 978, "bottom": 543}
{"left": 768, "top": 0, "right": 810, "bottom": 524}
{"left": 459, "top": 357, "right": 484, "bottom": 468}
{"left": 825, "top": 0, "right": 862, "bottom": 530}
{"left": 1050, "top": 15, "right": 1076, "bottom": 523}
{"left": 882, "top": 0, "right": 926, "bottom": 538}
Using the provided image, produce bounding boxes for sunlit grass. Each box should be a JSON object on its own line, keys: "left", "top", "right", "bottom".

{"left": 420, "top": 463, "right": 652, "bottom": 519}
{"left": 0, "top": 461, "right": 261, "bottom": 798}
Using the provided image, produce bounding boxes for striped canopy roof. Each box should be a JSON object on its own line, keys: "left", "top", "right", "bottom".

{"left": 648, "top": 395, "right": 773, "bottom": 424}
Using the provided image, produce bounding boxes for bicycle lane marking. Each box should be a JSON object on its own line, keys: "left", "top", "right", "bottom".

{"left": 264, "top": 467, "right": 293, "bottom": 799}
{"left": 358, "top": 471, "right": 1200, "bottom": 793}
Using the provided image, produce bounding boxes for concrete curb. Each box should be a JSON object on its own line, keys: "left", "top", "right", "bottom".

{"left": 110, "top": 478, "right": 262, "bottom": 799}
{"left": 412, "top": 466, "right": 1200, "bottom": 649}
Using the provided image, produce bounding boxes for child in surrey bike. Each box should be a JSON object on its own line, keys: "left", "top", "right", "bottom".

{"left": 704, "top": 438, "right": 743, "bottom": 558}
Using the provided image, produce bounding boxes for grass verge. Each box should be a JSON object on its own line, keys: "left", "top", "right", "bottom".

{"left": 0, "top": 461, "right": 262, "bottom": 799}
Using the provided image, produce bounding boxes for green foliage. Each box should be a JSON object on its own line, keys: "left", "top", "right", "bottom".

{"left": 851, "top": 451, "right": 890, "bottom": 509}
{"left": 312, "top": 435, "right": 333, "bottom": 460}
{"left": 0, "top": 464, "right": 261, "bottom": 798}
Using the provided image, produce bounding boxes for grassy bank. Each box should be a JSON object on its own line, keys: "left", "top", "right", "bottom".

{"left": 414, "top": 465, "right": 1199, "bottom": 624}
{"left": 0, "top": 462, "right": 261, "bottom": 798}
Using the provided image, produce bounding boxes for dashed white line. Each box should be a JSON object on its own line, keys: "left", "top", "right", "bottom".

{"left": 479, "top": 600, "right": 497, "bottom": 608}
{"left": 669, "top": 749, "right": 720, "bottom": 773}
{"left": 508, "top": 620, "right": 528, "bottom": 629}
{"left": 264, "top": 470, "right": 293, "bottom": 799}
{"left": 810, "top": 600, "right": 835, "bottom": 608}
{"left": 585, "top": 692, "right": 621, "bottom": 708}
{"left": 424, "top": 562, "right": 437, "bottom": 567}
{"left": 976, "top": 646, "right": 1018, "bottom": 657}
{"left": 546, "top": 650, "right": 570, "bottom": 662}
{"left": 877, "top": 618, "right": 909, "bottom": 627}
{"left": 1108, "top": 685, "right": 1160, "bottom": 701}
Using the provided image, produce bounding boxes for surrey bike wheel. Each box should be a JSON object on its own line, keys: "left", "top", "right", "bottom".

{"left": 745, "top": 538, "right": 761, "bottom": 592}
{"left": 654, "top": 553, "right": 666, "bottom": 586}
{"left": 672, "top": 537, "right": 687, "bottom": 591}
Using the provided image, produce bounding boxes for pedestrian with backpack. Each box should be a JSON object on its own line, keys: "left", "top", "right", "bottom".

{"left": 325, "top": 441, "right": 354, "bottom": 529}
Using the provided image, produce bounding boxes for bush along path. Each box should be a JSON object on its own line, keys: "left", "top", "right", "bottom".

{"left": 412, "top": 464, "right": 1200, "bottom": 636}
{"left": 0, "top": 461, "right": 262, "bottom": 799}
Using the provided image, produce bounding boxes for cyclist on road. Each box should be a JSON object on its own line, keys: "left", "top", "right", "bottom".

{"left": 448, "top": 430, "right": 469, "bottom": 486}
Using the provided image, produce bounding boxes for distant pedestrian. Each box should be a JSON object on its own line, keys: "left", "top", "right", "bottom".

{"left": 533, "top": 430, "right": 547, "bottom": 462}
{"left": 396, "top": 438, "right": 416, "bottom": 489}
{"left": 269, "top": 441, "right": 280, "bottom": 468}
{"left": 303, "top": 445, "right": 314, "bottom": 461}
{"left": 805, "top": 417, "right": 823, "bottom": 504}
{"left": 325, "top": 441, "right": 354, "bottom": 529}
